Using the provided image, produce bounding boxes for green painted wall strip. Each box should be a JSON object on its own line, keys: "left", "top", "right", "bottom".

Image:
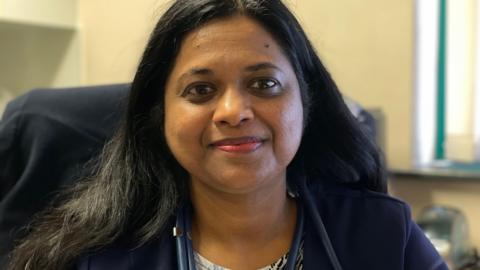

{"left": 436, "top": 0, "right": 447, "bottom": 159}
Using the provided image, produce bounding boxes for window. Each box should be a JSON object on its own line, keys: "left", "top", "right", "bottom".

{"left": 415, "top": 0, "right": 480, "bottom": 168}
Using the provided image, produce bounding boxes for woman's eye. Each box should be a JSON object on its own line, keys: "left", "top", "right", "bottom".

{"left": 249, "top": 78, "right": 283, "bottom": 96}
{"left": 182, "top": 84, "right": 216, "bottom": 102}
{"left": 250, "top": 78, "right": 277, "bottom": 89}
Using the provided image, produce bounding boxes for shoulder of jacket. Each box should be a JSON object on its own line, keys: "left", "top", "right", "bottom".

{"left": 311, "top": 183, "right": 412, "bottom": 218}
{"left": 317, "top": 183, "right": 407, "bottom": 203}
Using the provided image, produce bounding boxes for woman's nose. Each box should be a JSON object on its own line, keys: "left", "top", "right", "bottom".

{"left": 212, "top": 87, "right": 254, "bottom": 127}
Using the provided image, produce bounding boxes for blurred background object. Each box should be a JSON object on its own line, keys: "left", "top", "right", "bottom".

{"left": 417, "top": 205, "right": 478, "bottom": 269}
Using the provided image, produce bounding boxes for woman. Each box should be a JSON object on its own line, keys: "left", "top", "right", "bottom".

{"left": 8, "top": 0, "right": 447, "bottom": 269}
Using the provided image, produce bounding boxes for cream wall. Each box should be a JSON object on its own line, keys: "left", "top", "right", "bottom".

{"left": 78, "top": 0, "right": 480, "bottom": 248}
{"left": 289, "top": 0, "right": 414, "bottom": 169}
{"left": 78, "top": 0, "right": 163, "bottom": 84}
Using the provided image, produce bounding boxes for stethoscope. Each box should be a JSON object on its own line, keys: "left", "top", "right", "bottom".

{"left": 173, "top": 177, "right": 343, "bottom": 270}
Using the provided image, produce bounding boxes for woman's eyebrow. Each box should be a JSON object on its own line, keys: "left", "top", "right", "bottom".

{"left": 178, "top": 67, "right": 214, "bottom": 81}
{"left": 179, "top": 62, "right": 283, "bottom": 81}
{"left": 244, "top": 62, "right": 282, "bottom": 72}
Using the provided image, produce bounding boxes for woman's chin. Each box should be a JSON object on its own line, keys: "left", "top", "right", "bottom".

{"left": 192, "top": 171, "right": 285, "bottom": 196}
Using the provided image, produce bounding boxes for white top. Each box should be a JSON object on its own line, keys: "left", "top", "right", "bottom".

{"left": 193, "top": 240, "right": 304, "bottom": 270}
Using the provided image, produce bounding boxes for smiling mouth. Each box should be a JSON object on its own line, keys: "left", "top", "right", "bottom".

{"left": 211, "top": 136, "right": 264, "bottom": 153}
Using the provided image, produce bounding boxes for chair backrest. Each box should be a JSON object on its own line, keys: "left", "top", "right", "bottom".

{"left": 0, "top": 84, "right": 128, "bottom": 266}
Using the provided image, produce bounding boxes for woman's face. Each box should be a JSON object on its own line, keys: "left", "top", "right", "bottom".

{"left": 164, "top": 15, "right": 304, "bottom": 195}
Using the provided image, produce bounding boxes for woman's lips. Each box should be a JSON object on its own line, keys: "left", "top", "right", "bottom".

{"left": 211, "top": 137, "right": 264, "bottom": 153}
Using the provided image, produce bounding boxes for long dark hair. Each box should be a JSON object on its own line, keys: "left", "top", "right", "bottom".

{"left": 8, "top": 0, "right": 385, "bottom": 269}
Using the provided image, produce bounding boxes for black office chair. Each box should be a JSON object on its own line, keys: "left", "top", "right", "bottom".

{"left": 0, "top": 84, "right": 128, "bottom": 266}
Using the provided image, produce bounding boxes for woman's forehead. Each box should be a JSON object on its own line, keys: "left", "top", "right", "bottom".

{"left": 170, "top": 15, "right": 292, "bottom": 75}
{"left": 187, "top": 16, "right": 272, "bottom": 43}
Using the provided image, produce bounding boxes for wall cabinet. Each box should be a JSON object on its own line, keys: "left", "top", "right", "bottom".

{"left": 0, "top": 0, "right": 76, "bottom": 29}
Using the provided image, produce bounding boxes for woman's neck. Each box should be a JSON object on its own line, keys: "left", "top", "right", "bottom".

{"left": 188, "top": 177, "right": 297, "bottom": 268}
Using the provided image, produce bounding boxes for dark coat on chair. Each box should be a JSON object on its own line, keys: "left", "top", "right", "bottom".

{"left": 0, "top": 84, "right": 129, "bottom": 267}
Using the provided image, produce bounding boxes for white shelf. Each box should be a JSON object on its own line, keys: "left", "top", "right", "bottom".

{"left": 0, "top": 0, "right": 77, "bottom": 29}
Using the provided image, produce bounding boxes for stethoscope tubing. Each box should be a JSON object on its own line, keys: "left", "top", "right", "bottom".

{"left": 174, "top": 206, "right": 189, "bottom": 270}
{"left": 283, "top": 200, "right": 304, "bottom": 270}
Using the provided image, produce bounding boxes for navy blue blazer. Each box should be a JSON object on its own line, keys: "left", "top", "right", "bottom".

{"left": 76, "top": 184, "right": 448, "bottom": 270}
